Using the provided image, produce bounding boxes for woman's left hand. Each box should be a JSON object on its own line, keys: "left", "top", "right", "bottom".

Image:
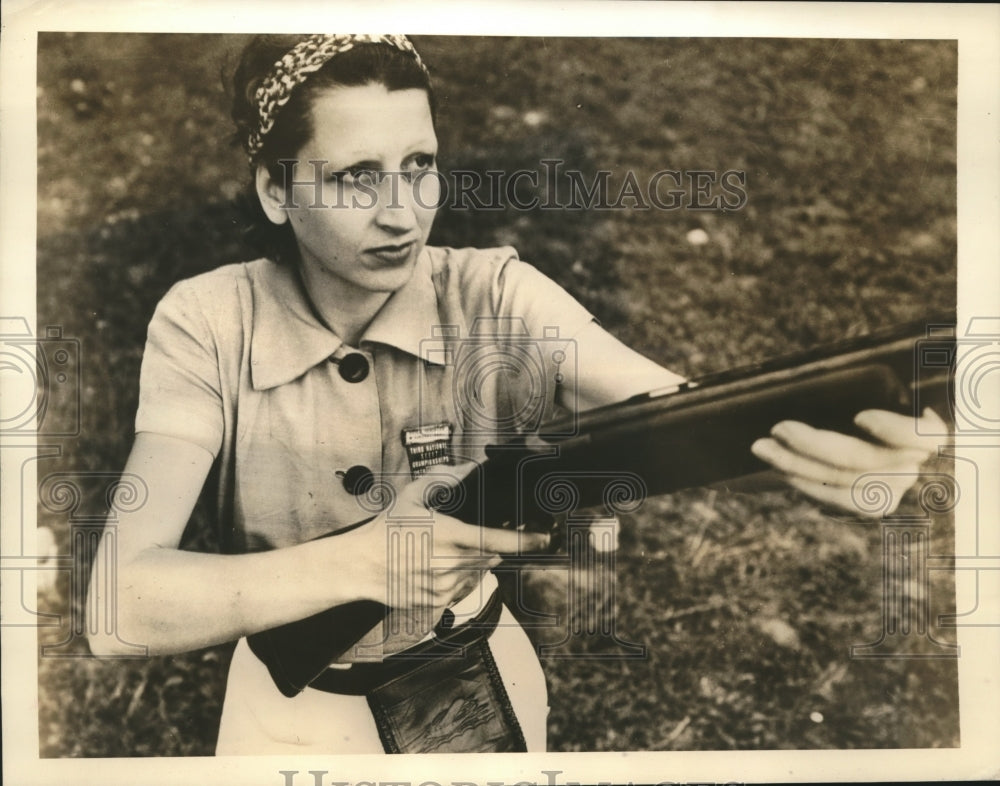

{"left": 750, "top": 408, "right": 948, "bottom": 516}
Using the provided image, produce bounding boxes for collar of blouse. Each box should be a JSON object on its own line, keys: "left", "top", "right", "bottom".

{"left": 249, "top": 247, "right": 446, "bottom": 390}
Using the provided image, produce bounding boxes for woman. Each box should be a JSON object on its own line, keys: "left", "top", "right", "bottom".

{"left": 87, "top": 34, "right": 942, "bottom": 754}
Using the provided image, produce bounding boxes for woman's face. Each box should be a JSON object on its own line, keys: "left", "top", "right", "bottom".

{"left": 263, "top": 84, "right": 440, "bottom": 296}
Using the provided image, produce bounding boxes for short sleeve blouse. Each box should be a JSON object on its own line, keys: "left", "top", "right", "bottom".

{"left": 136, "top": 246, "right": 595, "bottom": 555}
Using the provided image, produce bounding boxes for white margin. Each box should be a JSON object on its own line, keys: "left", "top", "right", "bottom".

{"left": 2, "top": 2, "right": 998, "bottom": 784}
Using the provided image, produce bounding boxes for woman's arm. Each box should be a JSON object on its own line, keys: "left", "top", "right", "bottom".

{"left": 560, "top": 320, "right": 686, "bottom": 412}
{"left": 87, "top": 433, "right": 546, "bottom": 657}
{"left": 88, "top": 432, "right": 381, "bottom": 656}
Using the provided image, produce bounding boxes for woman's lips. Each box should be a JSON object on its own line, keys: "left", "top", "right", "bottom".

{"left": 367, "top": 240, "right": 416, "bottom": 265}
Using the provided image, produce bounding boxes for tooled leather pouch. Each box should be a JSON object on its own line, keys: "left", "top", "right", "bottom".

{"left": 366, "top": 640, "right": 527, "bottom": 753}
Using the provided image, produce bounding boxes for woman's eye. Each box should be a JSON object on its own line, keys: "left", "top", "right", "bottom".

{"left": 412, "top": 154, "right": 436, "bottom": 171}
{"left": 350, "top": 167, "right": 380, "bottom": 187}
{"left": 329, "top": 157, "right": 434, "bottom": 186}
{"left": 330, "top": 167, "right": 380, "bottom": 187}
{"left": 400, "top": 154, "right": 436, "bottom": 182}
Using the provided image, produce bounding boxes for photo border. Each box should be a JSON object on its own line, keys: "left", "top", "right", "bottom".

{"left": 3, "top": 1, "right": 998, "bottom": 784}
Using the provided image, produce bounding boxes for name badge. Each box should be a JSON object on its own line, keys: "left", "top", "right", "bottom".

{"left": 401, "top": 422, "right": 454, "bottom": 479}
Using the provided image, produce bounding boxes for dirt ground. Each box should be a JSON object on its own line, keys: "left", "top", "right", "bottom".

{"left": 35, "top": 34, "right": 958, "bottom": 755}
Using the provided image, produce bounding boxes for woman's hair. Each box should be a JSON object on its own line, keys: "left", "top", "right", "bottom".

{"left": 230, "top": 35, "right": 436, "bottom": 265}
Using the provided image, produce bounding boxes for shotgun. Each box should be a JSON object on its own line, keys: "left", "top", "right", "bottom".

{"left": 247, "top": 313, "right": 957, "bottom": 696}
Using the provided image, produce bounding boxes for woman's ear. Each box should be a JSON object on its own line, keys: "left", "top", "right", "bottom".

{"left": 255, "top": 163, "right": 290, "bottom": 225}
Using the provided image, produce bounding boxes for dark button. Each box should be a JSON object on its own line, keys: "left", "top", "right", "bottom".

{"left": 337, "top": 352, "right": 370, "bottom": 383}
{"left": 339, "top": 465, "right": 374, "bottom": 496}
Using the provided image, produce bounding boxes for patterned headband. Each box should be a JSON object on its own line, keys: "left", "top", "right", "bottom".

{"left": 247, "top": 33, "right": 429, "bottom": 164}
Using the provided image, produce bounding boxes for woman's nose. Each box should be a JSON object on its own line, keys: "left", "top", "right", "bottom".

{"left": 373, "top": 172, "right": 419, "bottom": 233}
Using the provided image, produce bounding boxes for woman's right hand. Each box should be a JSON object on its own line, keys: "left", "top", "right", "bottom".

{"left": 350, "top": 465, "right": 551, "bottom": 617}
{"left": 91, "top": 436, "right": 545, "bottom": 657}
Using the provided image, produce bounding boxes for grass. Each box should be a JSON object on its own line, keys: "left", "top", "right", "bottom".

{"left": 35, "top": 33, "right": 958, "bottom": 755}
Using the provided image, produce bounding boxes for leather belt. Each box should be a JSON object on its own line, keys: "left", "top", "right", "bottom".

{"left": 306, "top": 590, "right": 504, "bottom": 696}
